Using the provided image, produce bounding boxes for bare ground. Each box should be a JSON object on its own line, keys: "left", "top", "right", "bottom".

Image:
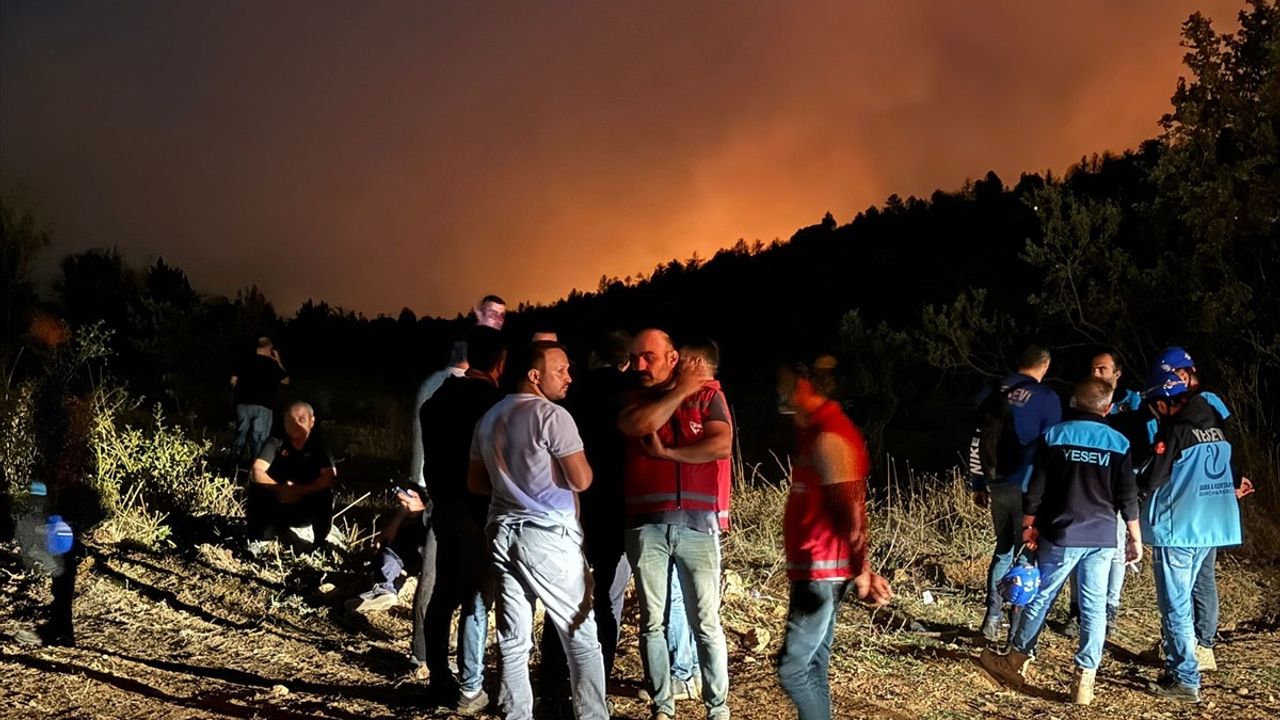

{"left": 2, "top": 527, "right": 1279, "bottom": 720}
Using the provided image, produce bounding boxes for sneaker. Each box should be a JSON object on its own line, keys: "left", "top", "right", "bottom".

{"left": 1061, "top": 615, "right": 1080, "bottom": 640}
{"left": 457, "top": 688, "right": 489, "bottom": 716}
{"left": 652, "top": 714, "right": 674, "bottom": 720}
{"left": 246, "top": 539, "right": 274, "bottom": 559}
{"left": 980, "top": 612, "right": 1003, "bottom": 643}
{"left": 979, "top": 647, "right": 1032, "bottom": 689}
{"left": 345, "top": 587, "right": 398, "bottom": 613}
{"left": 1149, "top": 675, "right": 1200, "bottom": 703}
{"left": 672, "top": 675, "right": 702, "bottom": 701}
{"left": 1195, "top": 644, "right": 1217, "bottom": 672}
{"left": 1070, "top": 666, "right": 1096, "bottom": 705}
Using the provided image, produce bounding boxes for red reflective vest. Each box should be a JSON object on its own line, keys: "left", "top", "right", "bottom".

{"left": 784, "top": 401, "right": 870, "bottom": 581}
{"left": 624, "top": 382, "right": 731, "bottom": 525}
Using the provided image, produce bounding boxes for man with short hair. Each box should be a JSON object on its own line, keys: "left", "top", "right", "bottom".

{"left": 776, "top": 356, "right": 893, "bottom": 720}
{"left": 1138, "top": 370, "right": 1242, "bottom": 702}
{"left": 247, "top": 402, "right": 336, "bottom": 554}
{"left": 980, "top": 379, "right": 1141, "bottom": 705}
{"left": 619, "top": 329, "right": 732, "bottom": 720}
{"left": 970, "top": 345, "right": 1062, "bottom": 642}
{"left": 230, "top": 337, "right": 289, "bottom": 466}
{"left": 1062, "top": 350, "right": 1142, "bottom": 639}
{"left": 474, "top": 294, "right": 507, "bottom": 330}
{"left": 538, "top": 331, "right": 634, "bottom": 709}
{"left": 469, "top": 341, "right": 608, "bottom": 720}
{"left": 418, "top": 326, "right": 507, "bottom": 713}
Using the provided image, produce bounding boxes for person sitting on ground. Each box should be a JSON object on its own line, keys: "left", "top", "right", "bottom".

{"left": 346, "top": 486, "right": 429, "bottom": 613}
{"left": 980, "top": 379, "right": 1141, "bottom": 706}
{"left": 246, "top": 401, "right": 338, "bottom": 556}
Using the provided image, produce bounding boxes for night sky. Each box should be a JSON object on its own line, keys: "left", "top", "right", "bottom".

{"left": 0, "top": 1, "right": 1243, "bottom": 317}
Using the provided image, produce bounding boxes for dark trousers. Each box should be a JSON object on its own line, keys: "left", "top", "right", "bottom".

{"left": 410, "top": 523, "right": 439, "bottom": 666}
{"left": 245, "top": 484, "right": 334, "bottom": 544}
{"left": 539, "top": 539, "right": 630, "bottom": 695}
{"left": 421, "top": 515, "right": 492, "bottom": 689}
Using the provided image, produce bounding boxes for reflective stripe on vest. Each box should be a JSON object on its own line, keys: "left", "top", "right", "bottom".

{"left": 786, "top": 559, "right": 850, "bottom": 571}
{"left": 627, "top": 492, "right": 719, "bottom": 507}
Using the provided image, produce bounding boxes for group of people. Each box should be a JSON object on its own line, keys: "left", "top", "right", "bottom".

{"left": 971, "top": 345, "right": 1251, "bottom": 705}
{"left": 239, "top": 294, "right": 892, "bottom": 720}
{"left": 237, "top": 295, "right": 1249, "bottom": 718}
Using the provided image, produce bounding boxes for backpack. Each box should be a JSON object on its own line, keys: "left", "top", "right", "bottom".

{"left": 968, "top": 379, "right": 1036, "bottom": 481}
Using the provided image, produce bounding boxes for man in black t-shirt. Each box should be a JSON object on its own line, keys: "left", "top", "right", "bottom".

{"left": 247, "top": 401, "right": 336, "bottom": 554}
{"left": 417, "top": 326, "right": 506, "bottom": 710}
{"left": 230, "top": 336, "right": 290, "bottom": 465}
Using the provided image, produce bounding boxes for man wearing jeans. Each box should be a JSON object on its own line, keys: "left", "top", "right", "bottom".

{"left": 969, "top": 345, "right": 1061, "bottom": 643}
{"left": 468, "top": 341, "right": 607, "bottom": 720}
{"left": 229, "top": 336, "right": 289, "bottom": 467}
{"left": 775, "top": 357, "right": 892, "bottom": 720}
{"left": 619, "top": 329, "right": 732, "bottom": 720}
{"left": 1138, "top": 371, "right": 1242, "bottom": 703}
{"left": 980, "top": 379, "right": 1141, "bottom": 705}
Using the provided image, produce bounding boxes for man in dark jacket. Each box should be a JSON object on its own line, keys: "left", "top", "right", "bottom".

{"left": 980, "top": 379, "right": 1141, "bottom": 705}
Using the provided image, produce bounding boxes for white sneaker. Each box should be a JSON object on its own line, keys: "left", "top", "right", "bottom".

{"left": 344, "top": 587, "right": 398, "bottom": 612}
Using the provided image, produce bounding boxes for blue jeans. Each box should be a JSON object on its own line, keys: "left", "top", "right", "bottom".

{"left": 1011, "top": 541, "right": 1115, "bottom": 670}
{"left": 1193, "top": 547, "right": 1219, "bottom": 648}
{"left": 1153, "top": 546, "right": 1215, "bottom": 688}
{"left": 778, "top": 580, "right": 849, "bottom": 720}
{"left": 372, "top": 517, "right": 427, "bottom": 593}
{"left": 667, "top": 561, "right": 699, "bottom": 682}
{"left": 1069, "top": 514, "right": 1127, "bottom": 619}
{"left": 491, "top": 520, "right": 607, "bottom": 720}
{"left": 233, "top": 403, "right": 273, "bottom": 463}
{"left": 984, "top": 482, "right": 1024, "bottom": 619}
{"left": 626, "top": 523, "right": 730, "bottom": 719}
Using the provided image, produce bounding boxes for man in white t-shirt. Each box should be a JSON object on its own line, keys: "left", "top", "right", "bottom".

{"left": 468, "top": 341, "right": 607, "bottom": 720}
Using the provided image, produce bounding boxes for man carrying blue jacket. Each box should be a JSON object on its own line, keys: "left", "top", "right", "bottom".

{"left": 1139, "top": 371, "right": 1243, "bottom": 703}
{"left": 979, "top": 379, "right": 1141, "bottom": 705}
{"left": 971, "top": 345, "right": 1062, "bottom": 642}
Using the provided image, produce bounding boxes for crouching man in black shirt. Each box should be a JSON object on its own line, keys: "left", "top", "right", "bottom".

{"left": 247, "top": 401, "right": 338, "bottom": 554}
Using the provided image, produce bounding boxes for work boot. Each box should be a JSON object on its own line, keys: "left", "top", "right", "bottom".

{"left": 1195, "top": 644, "right": 1217, "bottom": 672}
{"left": 672, "top": 675, "right": 702, "bottom": 701}
{"left": 1071, "top": 666, "right": 1096, "bottom": 705}
{"left": 1149, "top": 675, "right": 1200, "bottom": 703}
{"left": 979, "top": 646, "right": 1032, "bottom": 689}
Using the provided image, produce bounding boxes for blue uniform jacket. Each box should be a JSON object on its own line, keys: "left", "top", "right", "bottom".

{"left": 1138, "top": 394, "right": 1242, "bottom": 548}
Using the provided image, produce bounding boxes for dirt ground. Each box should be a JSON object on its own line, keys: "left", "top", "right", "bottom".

{"left": 2, "top": 525, "right": 1279, "bottom": 720}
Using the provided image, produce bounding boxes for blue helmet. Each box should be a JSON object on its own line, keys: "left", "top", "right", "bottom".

{"left": 997, "top": 562, "right": 1041, "bottom": 607}
{"left": 46, "top": 515, "right": 74, "bottom": 556}
{"left": 1144, "top": 371, "right": 1189, "bottom": 401}
{"left": 1156, "top": 346, "right": 1195, "bottom": 373}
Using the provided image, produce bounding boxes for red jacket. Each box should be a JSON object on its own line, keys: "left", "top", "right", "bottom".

{"left": 624, "top": 381, "right": 732, "bottom": 526}
{"left": 784, "top": 401, "right": 870, "bottom": 581}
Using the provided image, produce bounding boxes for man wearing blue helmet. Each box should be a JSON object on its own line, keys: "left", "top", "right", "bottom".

{"left": 1138, "top": 370, "right": 1243, "bottom": 703}
{"left": 980, "top": 379, "right": 1141, "bottom": 705}
{"left": 1145, "top": 347, "right": 1254, "bottom": 674}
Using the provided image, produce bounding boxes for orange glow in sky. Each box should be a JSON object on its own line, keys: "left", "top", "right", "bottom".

{"left": 0, "top": 1, "right": 1244, "bottom": 316}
